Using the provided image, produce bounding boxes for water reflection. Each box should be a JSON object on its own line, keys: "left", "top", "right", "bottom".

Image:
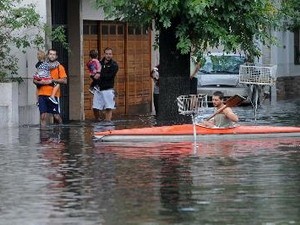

{"left": 35, "top": 126, "right": 100, "bottom": 224}
{"left": 94, "top": 137, "right": 300, "bottom": 224}
{"left": 159, "top": 153, "right": 195, "bottom": 224}
{"left": 0, "top": 99, "right": 300, "bottom": 224}
{"left": 95, "top": 137, "right": 300, "bottom": 159}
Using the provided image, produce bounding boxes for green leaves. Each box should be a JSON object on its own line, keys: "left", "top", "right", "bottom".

{"left": 94, "top": 0, "right": 298, "bottom": 59}
{"left": 280, "top": 0, "right": 300, "bottom": 30}
{"left": 0, "top": 0, "right": 68, "bottom": 82}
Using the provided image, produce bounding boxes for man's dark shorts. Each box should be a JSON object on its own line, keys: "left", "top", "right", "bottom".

{"left": 38, "top": 96, "right": 59, "bottom": 114}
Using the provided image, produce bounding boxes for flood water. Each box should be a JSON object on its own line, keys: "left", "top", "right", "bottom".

{"left": 0, "top": 99, "right": 300, "bottom": 225}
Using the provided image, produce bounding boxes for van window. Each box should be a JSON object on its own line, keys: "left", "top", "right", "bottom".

{"left": 200, "top": 55, "right": 245, "bottom": 74}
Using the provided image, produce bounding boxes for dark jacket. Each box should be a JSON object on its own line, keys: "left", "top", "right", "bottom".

{"left": 98, "top": 58, "right": 119, "bottom": 90}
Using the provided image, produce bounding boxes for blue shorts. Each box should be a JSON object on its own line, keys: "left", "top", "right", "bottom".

{"left": 38, "top": 96, "right": 60, "bottom": 114}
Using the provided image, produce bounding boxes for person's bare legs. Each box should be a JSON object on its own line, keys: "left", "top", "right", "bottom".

{"left": 93, "top": 108, "right": 100, "bottom": 121}
{"left": 104, "top": 109, "right": 113, "bottom": 121}
{"left": 40, "top": 113, "right": 62, "bottom": 127}
{"left": 53, "top": 114, "right": 62, "bottom": 124}
{"left": 51, "top": 84, "right": 60, "bottom": 99}
{"left": 40, "top": 113, "right": 48, "bottom": 127}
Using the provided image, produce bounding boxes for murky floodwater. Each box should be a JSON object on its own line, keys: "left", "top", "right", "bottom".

{"left": 0, "top": 99, "right": 300, "bottom": 225}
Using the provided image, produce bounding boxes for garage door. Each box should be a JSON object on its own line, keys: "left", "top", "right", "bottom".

{"left": 83, "top": 21, "right": 152, "bottom": 119}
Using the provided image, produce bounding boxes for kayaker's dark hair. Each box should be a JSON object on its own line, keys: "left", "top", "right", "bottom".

{"left": 213, "top": 91, "right": 224, "bottom": 100}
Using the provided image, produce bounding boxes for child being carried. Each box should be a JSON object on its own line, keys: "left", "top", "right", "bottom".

{"left": 34, "top": 51, "right": 60, "bottom": 104}
{"left": 86, "top": 50, "right": 101, "bottom": 94}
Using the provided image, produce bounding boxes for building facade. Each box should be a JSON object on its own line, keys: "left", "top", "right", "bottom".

{"left": 3, "top": 0, "right": 300, "bottom": 126}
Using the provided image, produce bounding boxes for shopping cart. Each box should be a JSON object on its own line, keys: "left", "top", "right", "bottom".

{"left": 239, "top": 64, "right": 277, "bottom": 86}
{"left": 239, "top": 64, "right": 277, "bottom": 120}
{"left": 176, "top": 94, "right": 208, "bottom": 141}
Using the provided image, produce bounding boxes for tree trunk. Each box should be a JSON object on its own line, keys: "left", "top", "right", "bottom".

{"left": 157, "top": 23, "right": 191, "bottom": 124}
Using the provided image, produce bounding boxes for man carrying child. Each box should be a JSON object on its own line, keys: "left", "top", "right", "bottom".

{"left": 33, "top": 49, "right": 67, "bottom": 126}
{"left": 34, "top": 49, "right": 60, "bottom": 104}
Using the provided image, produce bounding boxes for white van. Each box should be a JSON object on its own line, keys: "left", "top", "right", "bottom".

{"left": 196, "top": 52, "right": 249, "bottom": 104}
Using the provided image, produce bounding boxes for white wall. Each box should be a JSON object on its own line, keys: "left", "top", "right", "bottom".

{"left": 16, "top": 0, "right": 47, "bottom": 81}
{"left": 266, "top": 31, "right": 300, "bottom": 78}
{"left": 0, "top": 83, "right": 19, "bottom": 127}
{"left": 8, "top": 0, "right": 48, "bottom": 126}
{"left": 82, "top": 0, "right": 105, "bottom": 20}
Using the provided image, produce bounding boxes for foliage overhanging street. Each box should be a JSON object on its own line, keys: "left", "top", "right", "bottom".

{"left": 94, "top": 0, "right": 300, "bottom": 120}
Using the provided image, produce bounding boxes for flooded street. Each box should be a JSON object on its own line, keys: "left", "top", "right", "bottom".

{"left": 0, "top": 99, "right": 300, "bottom": 225}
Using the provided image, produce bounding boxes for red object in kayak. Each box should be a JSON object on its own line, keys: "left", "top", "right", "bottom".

{"left": 94, "top": 124, "right": 300, "bottom": 142}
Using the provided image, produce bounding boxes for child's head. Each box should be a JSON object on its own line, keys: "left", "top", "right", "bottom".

{"left": 37, "top": 50, "right": 46, "bottom": 61}
{"left": 89, "top": 50, "right": 98, "bottom": 59}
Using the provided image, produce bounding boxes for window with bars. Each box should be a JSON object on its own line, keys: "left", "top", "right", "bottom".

{"left": 128, "top": 25, "right": 149, "bottom": 35}
{"left": 83, "top": 22, "right": 98, "bottom": 35}
{"left": 83, "top": 21, "right": 149, "bottom": 36}
{"left": 101, "top": 24, "right": 124, "bottom": 35}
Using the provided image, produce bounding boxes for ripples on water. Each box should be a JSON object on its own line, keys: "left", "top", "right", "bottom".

{"left": 0, "top": 100, "right": 300, "bottom": 224}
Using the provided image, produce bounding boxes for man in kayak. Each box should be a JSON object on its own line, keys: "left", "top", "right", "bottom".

{"left": 201, "top": 91, "right": 239, "bottom": 128}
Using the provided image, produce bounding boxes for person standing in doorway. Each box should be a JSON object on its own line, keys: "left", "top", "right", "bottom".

{"left": 190, "top": 55, "right": 200, "bottom": 95}
{"left": 150, "top": 64, "right": 159, "bottom": 115}
{"left": 33, "top": 49, "right": 67, "bottom": 127}
{"left": 92, "top": 47, "right": 118, "bottom": 122}
{"left": 190, "top": 50, "right": 209, "bottom": 95}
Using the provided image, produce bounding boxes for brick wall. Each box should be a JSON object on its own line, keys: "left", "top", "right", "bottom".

{"left": 276, "top": 76, "right": 300, "bottom": 100}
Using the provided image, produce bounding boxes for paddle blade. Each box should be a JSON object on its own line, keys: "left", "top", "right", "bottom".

{"left": 224, "top": 94, "right": 246, "bottom": 107}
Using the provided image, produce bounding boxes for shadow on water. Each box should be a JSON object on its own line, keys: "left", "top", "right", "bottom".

{"left": 0, "top": 99, "right": 300, "bottom": 224}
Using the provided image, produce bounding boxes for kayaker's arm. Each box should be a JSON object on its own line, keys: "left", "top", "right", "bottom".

{"left": 201, "top": 120, "right": 216, "bottom": 128}
{"left": 223, "top": 108, "right": 239, "bottom": 122}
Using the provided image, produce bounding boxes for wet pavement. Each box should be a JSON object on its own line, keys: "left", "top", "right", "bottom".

{"left": 0, "top": 99, "right": 300, "bottom": 225}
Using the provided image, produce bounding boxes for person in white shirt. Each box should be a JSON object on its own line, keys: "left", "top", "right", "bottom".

{"left": 150, "top": 65, "right": 160, "bottom": 115}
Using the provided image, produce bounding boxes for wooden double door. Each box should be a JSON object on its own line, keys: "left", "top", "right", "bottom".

{"left": 83, "top": 21, "right": 152, "bottom": 119}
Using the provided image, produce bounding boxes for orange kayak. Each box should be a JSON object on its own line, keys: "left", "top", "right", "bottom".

{"left": 94, "top": 124, "right": 300, "bottom": 142}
